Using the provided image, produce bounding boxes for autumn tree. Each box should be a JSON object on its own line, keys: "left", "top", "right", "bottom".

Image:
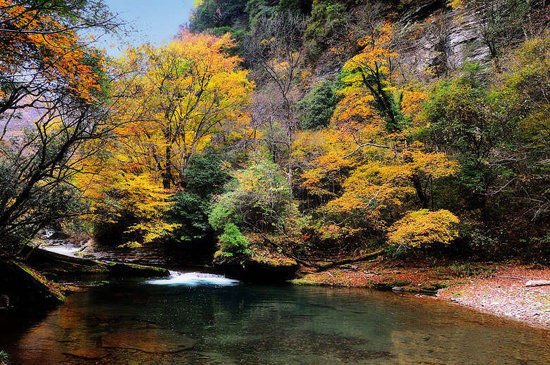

{"left": 0, "top": 0, "right": 117, "bottom": 256}
{"left": 82, "top": 32, "right": 253, "bottom": 245}
{"left": 293, "top": 23, "right": 458, "bottom": 252}
{"left": 342, "top": 22, "right": 407, "bottom": 132}
{"left": 112, "top": 32, "right": 252, "bottom": 190}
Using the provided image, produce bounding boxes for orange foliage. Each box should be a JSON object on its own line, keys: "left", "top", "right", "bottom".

{"left": 0, "top": 0, "right": 103, "bottom": 100}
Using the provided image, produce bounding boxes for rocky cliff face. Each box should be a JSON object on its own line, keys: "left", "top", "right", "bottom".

{"left": 396, "top": 3, "right": 492, "bottom": 77}
{"left": 310, "top": 0, "right": 545, "bottom": 82}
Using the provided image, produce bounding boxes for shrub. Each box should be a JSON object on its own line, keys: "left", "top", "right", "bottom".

{"left": 169, "top": 192, "right": 211, "bottom": 243}
{"left": 297, "top": 79, "right": 340, "bottom": 130}
{"left": 388, "top": 209, "right": 460, "bottom": 248}
{"left": 183, "top": 152, "right": 230, "bottom": 198}
{"left": 168, "top": 152, "right": 230, "bottom": 243}
{"left": 208, "top": 155, "right": 292, "bottom": 233}
{"left": 216, "top": 223, "right": 251, "bottom": 258}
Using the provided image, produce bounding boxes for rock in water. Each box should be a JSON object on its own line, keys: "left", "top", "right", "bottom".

{"left": 101, "top": 329, "right": 196, "bottom": 353}
{"left": 63, "top": 348, "right": 109, "bottom": 360}
{"left": 525, "top": 280, "right": 550, "bottom": 287}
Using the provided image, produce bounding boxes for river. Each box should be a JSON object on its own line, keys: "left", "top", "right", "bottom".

{"left": 0, "top": 272, "right": 548, "bottom": 364}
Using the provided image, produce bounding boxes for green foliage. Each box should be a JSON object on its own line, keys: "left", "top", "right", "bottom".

{"left": 458, "top": 223, "right": 501, "bottom": 257}
{"left": 423, "top": 63, "right": 510, "bottom": 201}
{"left": 0, "top": 350, "right": 8, "bottom": 364}
{"left": 190, "top": 0, "right": 248, "bottom": 32}
{"left": 304, "top": 0, "right": 347, "bottom": 58}
{"left": 209, "top": 155, "right": 292, "bottom": 233}
{"left": 170, "top": 192, "right": 211, "bottom": 243}
{"left": 298, "top": 79, "right": 340, "bottom": 129}
{"left": 183, "top": 152, "right": 230, "bottom": 198}
{"left": 169, "top": 152, "right": 230, "bottom": 242}
{"left": 216, "top": 223, "right": 251, "bottom": 258}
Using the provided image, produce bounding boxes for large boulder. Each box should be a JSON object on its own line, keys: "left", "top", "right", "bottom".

{"left": 214, "top": 244, "right": 299, "bottom": 282}
{"left": 26, "top": 248, "right": 169, "bottom": 279}
{"left": 0, "top": 260, "right": 65, "bottom": 311}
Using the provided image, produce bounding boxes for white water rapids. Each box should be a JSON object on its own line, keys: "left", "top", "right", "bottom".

{"left": 146, "top": 271, "right": 239, "bottom": 287}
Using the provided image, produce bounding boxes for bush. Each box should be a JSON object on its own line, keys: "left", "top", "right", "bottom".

{"left": 388, "top": 209, "right": 460, "bottom": 248}
{"left": 168, "top": 152, "right": 230, "bottom": 243}
{"left": 169, "top": 192, "right": 211, "bottom": 243}
{"left": 216, "top": 223, "right": 251, "bottom": 258}
{"left": 183, "top": 152, "right": 230, "bottom": 198}
{"left": 208, "top": 155, "right": 292, "bottom": 233}
{"left": 298, "top": 79, "right": 340, "bottom": 130}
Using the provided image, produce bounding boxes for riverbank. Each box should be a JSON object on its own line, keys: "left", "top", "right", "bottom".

{"left": 291, "top": 259, "right": 550, "bottom": 329}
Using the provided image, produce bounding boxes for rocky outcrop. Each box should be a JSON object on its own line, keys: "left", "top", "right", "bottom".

{"left": 396, "top": 2, "right": 491, "bottom": 77}
{"left": 0, "top": 260, "right": 65, "bottom": 311}
{"left": 214, "top": 247, "right": 299, "bottom": 282}
{"left": 0, "top": 249, "right": 170, "bottom": 311}
{"left": 26, "top": 248, "right": 169, "bottom": 279}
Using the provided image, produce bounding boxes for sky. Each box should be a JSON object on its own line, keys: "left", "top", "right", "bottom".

{"left": 98, "top": 0, "right": 195, "bottom": 56}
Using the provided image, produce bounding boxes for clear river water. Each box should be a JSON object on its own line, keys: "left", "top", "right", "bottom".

{"left": 0, "top": 272, "right": 548, "bottom": 365}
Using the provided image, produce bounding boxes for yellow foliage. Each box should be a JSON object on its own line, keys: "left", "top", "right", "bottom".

{"left": 448, "top": 0, "right": 465, "bottom": 9}
{"left": 343, "top": 22, "right": 397, "bottom": 78}
{"left": 75, "top": 32, "right": 254, "bottom": 244}
{"left": 387, "top": 209, "right": 460, "bottom": 247}
{"left": 111, "top": 31, "right": 253, "bottom": 189}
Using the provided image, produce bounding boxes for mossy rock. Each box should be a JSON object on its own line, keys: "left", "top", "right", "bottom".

{"left": 106, "top": 262, "right": 170, "bottom": 278}
{"left": 214, "top": 251, "right": 299, "bottom": 282}
{"left": 26, "top": 249, "right": 169, "bottom": 279}
{"left": 0, "top": 260, "right": 65, "bottom": 311}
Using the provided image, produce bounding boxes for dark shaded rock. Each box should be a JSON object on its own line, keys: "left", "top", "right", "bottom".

{"left": 214, "top": 254, "right": 299, "bottom": 283}
{"left": 26, "top": 248, "right": 110, "bottom": 278}
{"left": 0, "top": 260, "right": 65, "bottom": 311}
{"left": 26, "top": 248, "right": 169, "bottom": 279}
{"left": 106, "top": 262, "right": 169, "bottom": 278}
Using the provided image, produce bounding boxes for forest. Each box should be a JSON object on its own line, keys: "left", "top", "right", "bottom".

{"left": 0, "top": 0, "right": 549, "bottom": 363}
{"left": 3, "top": 0, "right": 547, "bottom": 264}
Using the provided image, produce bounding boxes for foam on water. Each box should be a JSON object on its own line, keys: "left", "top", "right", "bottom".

{"left": 146, "top": 271, "right": 239, "bottom": 287}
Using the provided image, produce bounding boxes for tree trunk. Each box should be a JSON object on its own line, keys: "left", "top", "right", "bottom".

{"left": 412, "top": 175, "right": 429, "bottom": 209}
{"left": 163, "top": 145, "right": 172, "bottom": 190}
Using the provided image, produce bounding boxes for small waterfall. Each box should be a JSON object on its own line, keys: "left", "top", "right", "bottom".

{"left": 146, "top": 271, "right": 239, "bottom": 287}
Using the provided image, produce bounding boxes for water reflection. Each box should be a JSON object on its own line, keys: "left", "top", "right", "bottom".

{"left": 0, "top": 282, "right": 548, "bottom": 364}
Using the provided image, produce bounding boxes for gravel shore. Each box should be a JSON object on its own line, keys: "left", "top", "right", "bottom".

{"left": 293, "top": 261, "right": 550, "bottom": 329}
{"left": 437, "top": 266, "right": 550, "bottom": 329}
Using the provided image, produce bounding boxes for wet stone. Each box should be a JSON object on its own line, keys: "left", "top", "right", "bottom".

{"left": 63, "top": 348, "right": 109, "bottom": 360}
{"left": 101, "top": 328, "right": 196, "bottom": 353}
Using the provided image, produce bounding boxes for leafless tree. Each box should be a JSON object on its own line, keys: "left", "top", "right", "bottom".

{"left": 246, "top": 12, "right": 306, "bottom": 201}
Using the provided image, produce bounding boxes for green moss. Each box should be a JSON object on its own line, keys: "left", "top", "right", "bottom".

{"left": 390, "top": 280, "right": 413, "bottom": 287}
{"left": 290, "top": 279, "right": 325, "bottom": 286}
{"left": 0, "top": 350, "right": 8, "bottom": 364}
{"left": 15, "top": 261, "right": 66, "bottom": 302}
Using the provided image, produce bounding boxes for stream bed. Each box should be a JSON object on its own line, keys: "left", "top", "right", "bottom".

{"left": 0, "top": 273, "right": 549, "bottom": 364}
